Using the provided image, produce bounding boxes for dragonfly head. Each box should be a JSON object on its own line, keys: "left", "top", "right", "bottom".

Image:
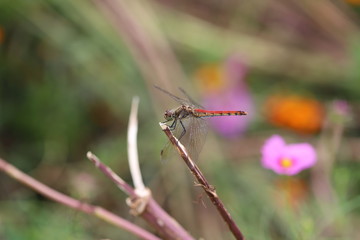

{"left": 164, "top": 110, "right": 174, "bottom": 121}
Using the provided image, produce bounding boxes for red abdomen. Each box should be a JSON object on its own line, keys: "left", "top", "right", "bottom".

{"left": 193, "top": 109, "right": 247, "bottom": 117}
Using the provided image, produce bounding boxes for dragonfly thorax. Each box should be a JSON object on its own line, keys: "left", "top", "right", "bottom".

{"left": 164, "top": 105, "right": 193, "bottom": 121}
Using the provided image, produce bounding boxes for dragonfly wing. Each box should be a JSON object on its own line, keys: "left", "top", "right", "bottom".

{"left": 180, "top": 117, "right": 208, "bottom": 161}
{"left": 178, "top": 88, "right": 204, "bottom": 108}
{"left": 160, "top": 140, "right": 175, "bottom": 161}
{"left": 154, "top": 85, "right": 189, "bottom": 106}
{"left": 155, "top": 86, "right": 208, "bottom": 160}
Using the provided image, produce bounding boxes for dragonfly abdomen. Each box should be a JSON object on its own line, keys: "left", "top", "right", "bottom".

{"left": 193, "top": 109, "right": 247, "bottom": 118}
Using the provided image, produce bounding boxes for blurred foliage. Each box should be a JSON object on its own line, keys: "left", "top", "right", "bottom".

{"left": 1, "top": 0, "right": 360, "bottom": 239}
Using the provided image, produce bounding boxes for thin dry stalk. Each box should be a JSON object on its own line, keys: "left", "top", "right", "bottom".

{"left": 86, "top": 97, "right": 194, "bottom": 240}
{"left": 0, "top": 157, "right": 160, "bottom": 240}
{"left": 127, "top": 96, "right": 148, "bottom": 197}
{"left": 160, "top": 123, "right": 245, "bottom": 240}
{"left": 87, "top": 152, "right": 194, "bottom": 240}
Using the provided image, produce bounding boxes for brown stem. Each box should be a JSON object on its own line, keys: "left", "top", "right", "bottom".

{"left": 160, "top": 123, "right": 245, "bottom": 240}
{"left": 87, "top": 152, "right": 195, "bottom": 240}
{"left": 0, "top": 157, "right": 160, "bottom": 240}
{"left": 87, "top": 152, "right": 136, "bottom": 196}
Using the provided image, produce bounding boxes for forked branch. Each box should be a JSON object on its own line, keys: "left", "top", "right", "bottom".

{"left": 160, "top": 123, "right": 245, "bottom": 240}
{"left": 86, "top": 97, "right": 194, "bottom": 240}
{"left": 87, "top": 152, "right": 193, "bottom": 240}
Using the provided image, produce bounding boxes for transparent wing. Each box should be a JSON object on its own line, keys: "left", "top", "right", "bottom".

{"left": 160, "top": 117, "right": 208, "bottom": 161}
{"left": 175, "top": 117, "right": 208, "bottom": 161}
{"left": 178, "top": 87, "right": 203, "bottom": 108}
{"left": 154, "top": 85, "right": 189, "bottom": 106}
{"left": 156, "top": 85, "right": 207, "bottom": 160}
{"left": 160, "top": 139, "right": 175, "bottom": 161}
{"left": 185, "top": 117, "right": 208, "bottom": 161}
{"left": 154, "top": 85, "right": 203, "bottom": 109}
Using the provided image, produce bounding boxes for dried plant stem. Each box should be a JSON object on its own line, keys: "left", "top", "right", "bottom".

{"left": 86, "top": 97, "right": 193, "bottom": 240}
{"left": 87, "top": 152, "right": 194, "bottom": 240}
{"left": 0, "top": 157, "right": 160, "bottom": 240}
{"left": 160, "top": 123, "right": 245, "bottom": 240}
{"left": 127, "top": 96, "right": 148, "bottom": 197}
{"left": 87, "top": 152, "right": 135, "bottom": 196}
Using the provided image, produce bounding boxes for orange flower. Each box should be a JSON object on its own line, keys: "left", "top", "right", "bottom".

{"left": 265, "top": 94, "right": 324, "bottom": 134}
{"left": 194, "top": 64, "right": 226, "bottom": 93}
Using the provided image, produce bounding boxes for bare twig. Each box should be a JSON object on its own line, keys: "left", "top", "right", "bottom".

{"left": 127, "top": 96, "right": 149, "bottom": 197}
{"left": 127, "top": 96, "right": 151, "bottom": 216}
{"left": 88, "top": 97, "right": 194, "bottom": 240}
{"left": 87, "top": 152, "right": 135, "bottom": 196}
{"left": 87, "top": 152, "right": 194, "bottom": 240}
{"left": 159, "top": 123, "right": 245, "bottom": 240}
{"left": 0, "top": 157, "right": 160, "bottom": 240}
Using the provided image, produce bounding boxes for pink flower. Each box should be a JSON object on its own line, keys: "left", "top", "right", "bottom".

{"left": 261, "top": 135, "right": 317, "bottom": 175}
{"left": 197, "top": 55, "right": 254, "bottom": 137}
{"left": 204, "top": 88, "right": 253, "bottom": 137}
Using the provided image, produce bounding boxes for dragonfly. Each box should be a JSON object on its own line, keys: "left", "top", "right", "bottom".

{"left": 155, "top": 86, "right": 247, "bottom": 160}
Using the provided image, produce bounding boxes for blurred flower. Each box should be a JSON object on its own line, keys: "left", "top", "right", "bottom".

{"left": 264, "top": 94, "right": 325, "bottom": 134}
{"left": 262, "top": 135, "right": 317, "bottom": 175}
{"left": 195, "top": 55, "right": 254, "bottom": 137}
{"left": 195, "top": 63, "right": 224, "bottom": 94}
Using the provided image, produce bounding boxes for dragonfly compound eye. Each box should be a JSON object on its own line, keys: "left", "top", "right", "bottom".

{"left": 164, "top": 110, "right": 173, "bottom": 121}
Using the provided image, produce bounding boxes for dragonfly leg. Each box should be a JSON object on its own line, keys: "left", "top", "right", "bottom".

{"left": 178, "top": 120, "right": 186, "bottom": 140}
{"left": 162, "top": 119, "right": 177, "bottom": 130}
{"left": 169, "top": 119, "right": 177, "bottom": 130}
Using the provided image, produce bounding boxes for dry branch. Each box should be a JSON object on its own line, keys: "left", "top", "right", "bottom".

{"left": 87, "top": 152, "right": 194, "bottom": 240}
{"left": 0, "top": 157, "right": 160, "bottom": 240}
{"left": 160, "top": 123, "right": 245, "bottom": 240}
